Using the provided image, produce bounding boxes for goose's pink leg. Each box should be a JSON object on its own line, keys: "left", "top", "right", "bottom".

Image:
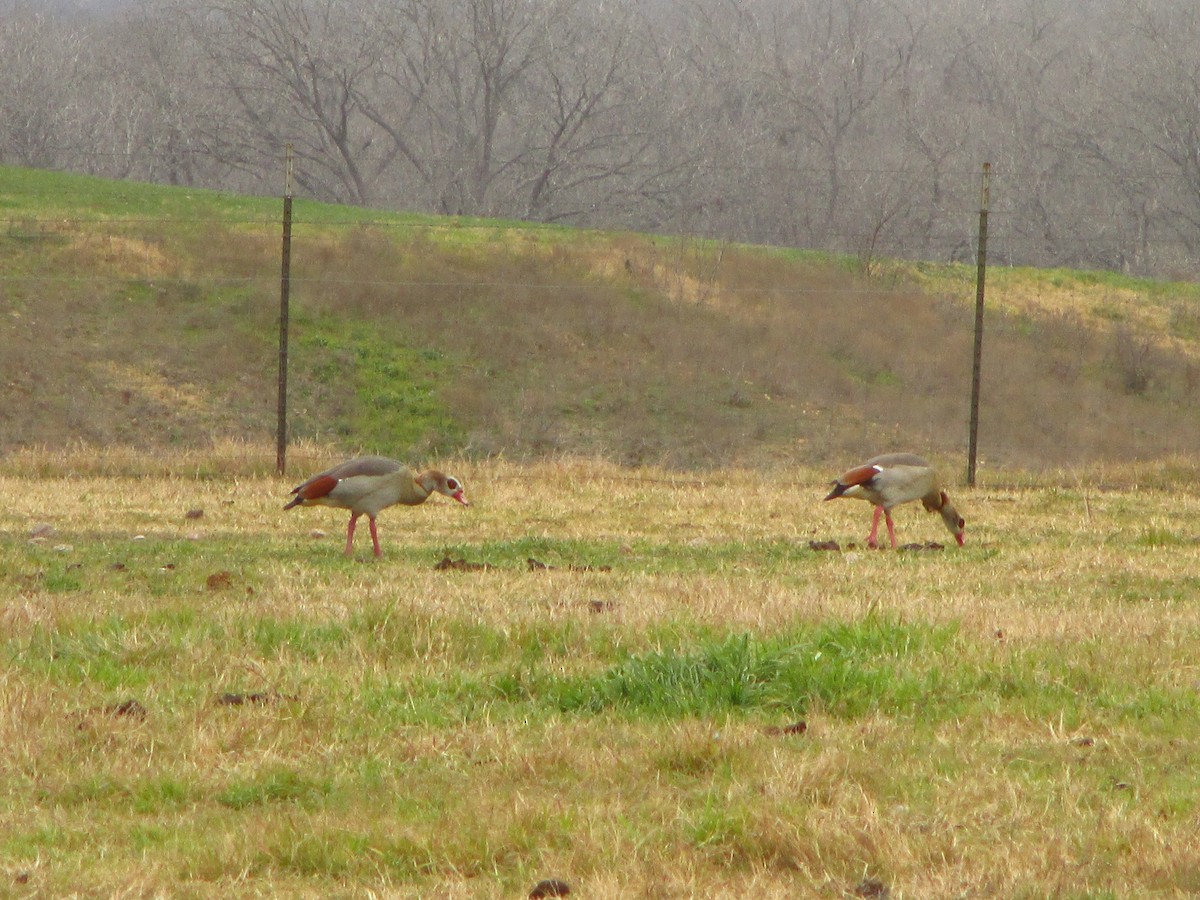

{"left": 368, "top": 516, "right": 382, "bottom": 558}
{"left": 868, "top": 506, "right": 884, "bottom": 548}
{"left": 345, "top": 513, "right": 360, "bottom": 556}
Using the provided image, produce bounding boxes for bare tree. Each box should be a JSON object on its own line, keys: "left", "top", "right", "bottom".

{"left": 512, "top": 1, "right": 673, "bottom": 223}
{"left": 1105, "top": 1, "right": 1200, "bottom": 271}
{"left": 6, "top": 0, "right": 1200, "bottom": 277}
{"left": 370, "top": 0, "right": 685, "bottom": 222}
{"left": 0, "top": 7, "right": 90, "bottom": 168}
{"left": 185, "top": 0, "right": 401, "bottom": 204}
{"left": 761, "top": 0, "right": 920, "bottom": 245}
{"left": 375, "top": 0, "right": 556, "bottom": 215}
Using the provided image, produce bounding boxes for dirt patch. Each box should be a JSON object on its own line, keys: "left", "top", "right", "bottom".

{"left": 434, "top": 556, "right": 494, "bottom": 571}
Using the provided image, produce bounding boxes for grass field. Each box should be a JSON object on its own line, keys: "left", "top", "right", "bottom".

{"left": 4, "top": 452, "right": 1200, "bottom": 898}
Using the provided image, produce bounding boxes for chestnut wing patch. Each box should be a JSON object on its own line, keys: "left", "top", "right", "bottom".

{"left": 824, "top": 463, "right": 882, "bottom": 501}
{"left": 296, "top": 474, "right": 340, "bottom": 501}
{"left": 838, "top": 464, "right": 881, "bottom": 488}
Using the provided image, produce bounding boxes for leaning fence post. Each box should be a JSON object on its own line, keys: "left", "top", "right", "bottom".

{"left": 276, "top": 144, "right": 294, "bottom": 476}
{"left": 967, "top": 162, "right": 990, "bottom": 487}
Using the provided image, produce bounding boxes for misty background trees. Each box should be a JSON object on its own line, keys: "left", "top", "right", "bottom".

{"left": 3, "top": 0, "right": 1199, "bottom": 278}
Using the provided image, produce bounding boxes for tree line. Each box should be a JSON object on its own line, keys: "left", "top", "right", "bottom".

{"left": 3, "top": 0, "right": 1199, "bottom": 278}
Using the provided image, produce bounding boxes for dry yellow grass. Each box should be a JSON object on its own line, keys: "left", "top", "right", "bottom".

{"left": 3, "top": 453, "right": 1200, "bottom": 897}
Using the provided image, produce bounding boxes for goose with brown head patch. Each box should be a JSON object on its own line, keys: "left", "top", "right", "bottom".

{"left": 285, "top": 455, "right": 468, "bottom": 558}
{"left": 824, "top": 453, "right": 964, "bottom": 548}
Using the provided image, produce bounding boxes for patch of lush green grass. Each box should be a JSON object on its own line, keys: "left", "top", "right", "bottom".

{"left": 218, "top": 769, "right": 332, "bottom": 810}
{"left": 132, "top": 777, "right": 197, "bottom": 814}
{"left": 19, "top": 592, "right": 1189, "bottom": 734}
{"left": 544, "top": 621, "right": 955, "bottom": 718}
{"left": 293, "top": 312, "right": 464, "bottom": 452}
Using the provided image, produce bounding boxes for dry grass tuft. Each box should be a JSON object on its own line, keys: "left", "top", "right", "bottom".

{"left": 64, "top": 232, "right": 176, "bottom": 277}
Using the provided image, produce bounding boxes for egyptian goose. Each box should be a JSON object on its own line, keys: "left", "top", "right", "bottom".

{"left": 824, "top": 453, "right": 965, "bottom": 548}
{"left": 284, "top": 455, "right": 468, "bottom": 558}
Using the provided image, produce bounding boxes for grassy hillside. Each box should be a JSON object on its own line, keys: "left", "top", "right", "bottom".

{"left": 3, "top": 165, "right": 1200, "bottom": 471}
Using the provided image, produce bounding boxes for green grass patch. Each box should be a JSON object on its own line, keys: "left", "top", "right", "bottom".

{"left": 545, "top": 621, "right": 956, "bottom": 718}
{"left": 15, "top": 621, "right": 167, "bottom": 690}
{"left": 218, "top": 768, "right": 332, "bottom": 810}
{"left": 293, "top": 313, "right": 463, "bottom": 452}
{"left": 1134, "top": 527, "right": 1188, "bottom": 547}
{"left": 133, "top": 777, "right": 196, "bottom": 814}
{"left": 16, "top": 593, "right": 1195, "bottom": 732}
